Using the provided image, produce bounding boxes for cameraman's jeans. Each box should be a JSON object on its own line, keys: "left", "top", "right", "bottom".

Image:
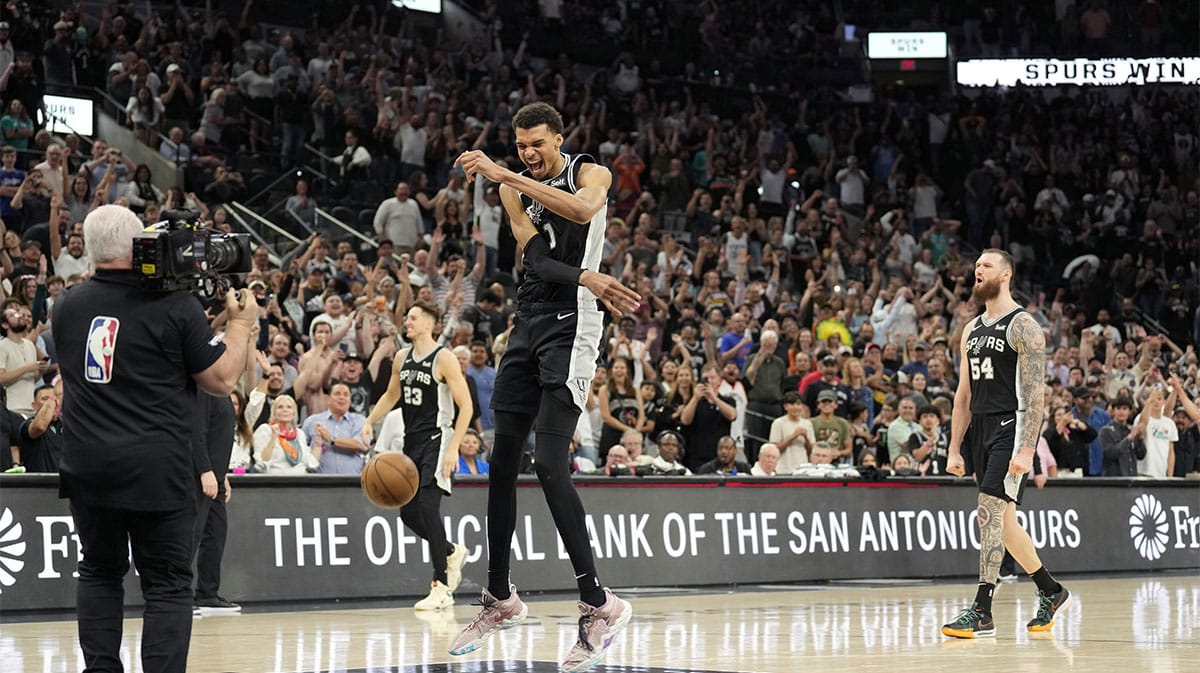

{"left": 71, "top": 500, "right": 195, "bottom": 673}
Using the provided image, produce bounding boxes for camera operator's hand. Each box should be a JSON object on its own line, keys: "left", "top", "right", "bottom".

{"left": 224, "top": 288, "right": 258, "bottom": 326}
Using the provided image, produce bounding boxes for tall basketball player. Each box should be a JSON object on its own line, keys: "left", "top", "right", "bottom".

{"left": 448, "top": 102, "right": 642, "bottom": 672}
{"left": 942, "top": 249, "right": 1071, "bottom": 638}
{"left": 364, "top": 302, "right": 473, "bottom": 610}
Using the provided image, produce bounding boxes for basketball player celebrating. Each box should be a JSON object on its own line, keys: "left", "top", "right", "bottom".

{"left": 942, "top": 249, "right": 1070, "bottom": 638}
{"left": 448, "top": 102, "right": 641, "bottom": 672}
{"left": 364, "top": 302, "right": 473, "bottom": 610}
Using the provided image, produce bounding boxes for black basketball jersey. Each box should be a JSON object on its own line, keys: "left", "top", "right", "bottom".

{"left": 964, "top": 307, "right": 1025, "bottom": 414}
{"left": 516, "top": 152, "right": 608, "bottom": 308}
{"left": 397, "top": 346, "right": 454, "bottom": 438}
{"left": 681, "top": 338, "right": 706, "bottom": 371}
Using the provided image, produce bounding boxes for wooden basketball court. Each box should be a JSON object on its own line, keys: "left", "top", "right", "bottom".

{"left": 3, "top": 574, "right": 1195, "bottom": 672}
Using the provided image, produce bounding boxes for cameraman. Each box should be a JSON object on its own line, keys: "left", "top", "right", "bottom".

{"left": 51, "top": 205, "right": 258, "bottom": 673}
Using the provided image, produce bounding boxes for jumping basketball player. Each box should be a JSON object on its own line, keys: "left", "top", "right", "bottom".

{"left": 364, "top": 302, "right": 473, "bottom": 610}
{"left": 447, "top": 102, "right": 642, "bottom": 672}
{"left": 942, "top": 249, "right": 1071, "bottom": 638}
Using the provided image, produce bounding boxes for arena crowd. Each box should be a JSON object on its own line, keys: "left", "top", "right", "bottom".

{"left": 0, "top": 0, "right": 1196, "bottom": 481}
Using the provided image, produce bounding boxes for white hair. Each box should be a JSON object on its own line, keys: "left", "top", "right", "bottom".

{"left": 84, "top": 205, "right": 145, "bottom": 265}
{"left": 760, "top": 329, "right": 779, "bottom": 343}
{"left": 452, "top": 345, "right": 470, "bottom": 358}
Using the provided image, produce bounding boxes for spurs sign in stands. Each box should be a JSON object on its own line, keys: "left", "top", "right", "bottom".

{"left": 957, "top": 57, "right": 1200, "bottom": 87}
{"left": 40, "top": 94, "right": 95, "bottom": 137}
{"left": 867, "top": 32, "right": 948, "bottom": 59}
{"left": 1, "top": 476, "right": 1197, "bottom": 612}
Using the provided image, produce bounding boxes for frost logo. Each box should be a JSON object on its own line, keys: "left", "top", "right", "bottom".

{"left": 0, "top": 507, "right": 26, "bottom": 591}
{"left": 1129, "top": 494, "right": 1170, "bottom": 561}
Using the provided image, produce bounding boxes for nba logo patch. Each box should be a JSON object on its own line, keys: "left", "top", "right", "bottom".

{"left": 85, "top": 316, "right": 120, "bottom": 384}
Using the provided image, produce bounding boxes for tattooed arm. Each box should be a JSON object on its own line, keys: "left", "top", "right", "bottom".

{"left": 946, "top": 318, "right": 975, "bottom": 477}
{"left": 1010, "top": 312, "right": 1046, "bottom": 473}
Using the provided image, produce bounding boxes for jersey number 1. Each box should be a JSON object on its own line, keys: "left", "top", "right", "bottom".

{"left": 969, "top": 356, "right": 995, "bottom": 381}
{"left": 542, "top": 222, "right": 557, "bottom": 249}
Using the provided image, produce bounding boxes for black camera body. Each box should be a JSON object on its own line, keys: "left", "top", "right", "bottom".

{"left": 132, "top": 210, "right": 251, "bottom": 298}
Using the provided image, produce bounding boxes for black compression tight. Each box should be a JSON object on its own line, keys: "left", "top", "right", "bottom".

{"left": 488, "top": 392, "right": 604, "bottom": 606}
{"left": 400, "top": 484, "right": 450, "bottom": 584}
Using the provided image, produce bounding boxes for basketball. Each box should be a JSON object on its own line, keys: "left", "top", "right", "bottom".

{"left": 361, "top": 453, "right": 420, "bottom": 508}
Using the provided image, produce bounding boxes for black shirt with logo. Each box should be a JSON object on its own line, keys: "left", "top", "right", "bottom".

{"left": 53, "top": 270, "right": 225, "bottom": 510}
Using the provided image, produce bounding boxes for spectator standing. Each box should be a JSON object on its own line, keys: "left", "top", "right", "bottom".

{"left": 191, "top": 391, "right": 240, "bottom": 613}
{"left": 0, "top": 303, "right": 47, "bottom": 416}
{"left": 1044, "top": 404, "right": 1098, "bottom": 474}
{"left": 375, "top": 182, "right": 424, "bottom": 252}
{"left": 1099, "top": 397, "right": 1146, "bottom": 476}
{"left": 769, "top": 391, "right": 816, "bottom": 474}
{"left": 680, "top": 363, "right": 738, "bottom": 472}
{"left": 1135, "top": 387, "right": 1177, "bottom": 478}
{"left": 744, "top": 330, "right": 786, "bottom": 463}
{"left": 812, "top": 389, "right": 853, "bottom": 465}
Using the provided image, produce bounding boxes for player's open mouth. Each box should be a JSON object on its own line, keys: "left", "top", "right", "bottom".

{"left": 527, "top": 159, "right": 544, "bottom": 175}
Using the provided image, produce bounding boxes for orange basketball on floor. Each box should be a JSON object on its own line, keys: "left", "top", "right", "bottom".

{"left": 361, "top": 453, "right": 420, "bottom": 508}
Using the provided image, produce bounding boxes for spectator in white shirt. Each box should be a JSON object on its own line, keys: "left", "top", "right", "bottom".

{"left": 1034, "top": 175, "right": 1070, "bottom": 219}
{"left": 835, "top": 155, "right": 869, "bottom": 208}
{"left": 373, "top": 181, "right": 424, "bottom": 252}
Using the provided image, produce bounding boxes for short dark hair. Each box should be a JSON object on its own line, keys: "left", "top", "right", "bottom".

{"left": 469, "top": 340, "right": 488, "bottom": 350}
{"left": 917, "top": 405, "right": 940, "bottom": 420}
{"left": 783, "top": 391, "right": 802, "bottom": 404}
{"left": 478, "top": 290, "right": 501, "bottom": 306}
{"left": 411, "top": 301, "right": 440, "bottom": 322}
{"left": 512, "top": 102, "right": 564, "bottom": 135}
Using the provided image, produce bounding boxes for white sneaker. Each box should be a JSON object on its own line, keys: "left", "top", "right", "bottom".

{"left": 446, "top": 543, "right": 467, "bottom": 592}
{"left": 414, "top": 580, "right": 453, "bottom": 611}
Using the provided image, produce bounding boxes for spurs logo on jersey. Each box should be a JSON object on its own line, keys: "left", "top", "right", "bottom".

{"left": 397, "top": 346, "right": 456, "bottom": 438}
{"left": 525, "top": 200, "right": 546, "bottom": 226}
{"left": 966, "top": 307, "right": 1024, "bottom": 414}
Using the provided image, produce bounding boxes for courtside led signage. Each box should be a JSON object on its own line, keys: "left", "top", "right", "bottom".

{"left": 957, "top": 57, "right": 1200, "bottom": 87}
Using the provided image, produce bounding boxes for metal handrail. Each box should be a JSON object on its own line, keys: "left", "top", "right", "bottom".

{"left": 314, "top": 206, "right": 377, "bottom": 249}
{"left": 227, "top": 202, "right": 301, "bottom": 268}
{"left": 91, "top": 86, "right": 173, "bottom": 150}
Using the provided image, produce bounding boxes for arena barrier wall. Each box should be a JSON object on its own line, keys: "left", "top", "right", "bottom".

{"left": 1, "top": 475, "right": 1197, "bottom": 612}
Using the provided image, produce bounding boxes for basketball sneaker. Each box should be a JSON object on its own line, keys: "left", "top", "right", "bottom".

{"left": 561, "top": 589, "right": 632, "bottom": 673}
{"left": 446, "top": 544, "right": 467, "bottom": 592}
{"left": 941, "top": 603, "right": 995, "bottom": 639}
{"left": 1027, "top": 585, "right": 1072, "bottom": 631}
{"left": 448, "top": 585, "right": 528, "bottom": 655}
{"left": 414, "top": 581, "right": 453, "bottom": 611}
